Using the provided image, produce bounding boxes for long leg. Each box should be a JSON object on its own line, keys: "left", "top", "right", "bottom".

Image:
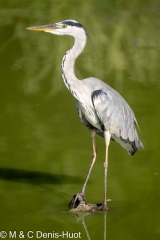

{"left": 103, "top": 131, "right": 111, "bottom": 209}
{"left": 81, "top": 130, "right": 97, "bottom": 194}
{"left": 69, "top": 130, "right": 97, "bottom": 208}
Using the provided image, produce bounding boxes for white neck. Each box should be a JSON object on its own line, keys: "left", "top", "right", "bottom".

{"left": 61, "top": 32, "right": 87, "bottom": 100}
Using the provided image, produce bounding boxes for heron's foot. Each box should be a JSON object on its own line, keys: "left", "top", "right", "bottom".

{"left": 95, "top": 203, "right": 109, "bottom": 211}
{"left": 69, "top": 192, "right": 86, "bottom": 209}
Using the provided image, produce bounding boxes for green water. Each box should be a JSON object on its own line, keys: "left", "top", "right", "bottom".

{"left": 0, "top": 1, "right": 160, "bottom": 239}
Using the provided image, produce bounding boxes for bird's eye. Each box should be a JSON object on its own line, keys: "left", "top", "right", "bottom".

{"left": 62, "top": 24, "right": 67, "bottom": 28}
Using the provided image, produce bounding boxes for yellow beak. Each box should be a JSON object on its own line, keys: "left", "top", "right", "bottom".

{"left": 26, "top": 24, "right": 57, "bottom": 31}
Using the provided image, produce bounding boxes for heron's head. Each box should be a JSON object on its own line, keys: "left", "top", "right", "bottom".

{"left": 27, "top": 20, "right": 86, "bottom": 37}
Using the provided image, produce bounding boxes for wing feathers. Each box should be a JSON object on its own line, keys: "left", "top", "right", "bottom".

{"left": 91, "top": 89, "right": 143, "bottom": 154}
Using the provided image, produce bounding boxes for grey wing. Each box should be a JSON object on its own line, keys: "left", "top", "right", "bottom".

{"left": 91, "top": 89, "right": 144, "bottom": 155}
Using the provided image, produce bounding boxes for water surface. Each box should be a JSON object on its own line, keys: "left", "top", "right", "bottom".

{"left": 0, "top": 1, "right": 160, "bottom": 239}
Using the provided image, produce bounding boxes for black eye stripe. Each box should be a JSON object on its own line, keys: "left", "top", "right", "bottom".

{"left": 62, "top": 21, "right": 84, "bottom": 29}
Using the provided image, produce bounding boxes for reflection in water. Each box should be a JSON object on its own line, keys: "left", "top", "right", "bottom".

{"left": 104, "top": 212, "right": 106, "bottom": 240}
{"left": 72, "top": 212, "right": 92, "bottom": 240}
{"left": 71, "top": 211, "right": 107, "bottom": 240}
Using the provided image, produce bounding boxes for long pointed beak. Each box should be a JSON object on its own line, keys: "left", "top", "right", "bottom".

{"left": 26, "top": 24, "right": 57, "bottom": 31}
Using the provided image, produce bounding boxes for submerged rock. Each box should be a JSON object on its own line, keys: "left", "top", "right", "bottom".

{"left": 69, "top": 201, "right": 109, "bottom": 212}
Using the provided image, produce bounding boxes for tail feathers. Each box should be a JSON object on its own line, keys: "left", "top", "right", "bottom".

{"left": 123, "top": 138, "right": 144, "bottom": 156}
{"left": 112, "top": 135, "right": 144, "bottom": 156}
{"left": 96, "top": 130, "right": 144, "bottom": 156}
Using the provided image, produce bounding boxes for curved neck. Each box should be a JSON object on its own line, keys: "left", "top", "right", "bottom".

{"left": 61, "top": 33, "right": 87, "bottom": 100}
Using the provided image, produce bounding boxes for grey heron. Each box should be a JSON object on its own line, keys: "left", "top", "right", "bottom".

{"left": 27, "top": 20, "right": 144, "bottom": 210}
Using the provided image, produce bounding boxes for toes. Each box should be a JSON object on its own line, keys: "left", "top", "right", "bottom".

{"left": 96, "top": 203, "right": 108, "bottom": 211}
